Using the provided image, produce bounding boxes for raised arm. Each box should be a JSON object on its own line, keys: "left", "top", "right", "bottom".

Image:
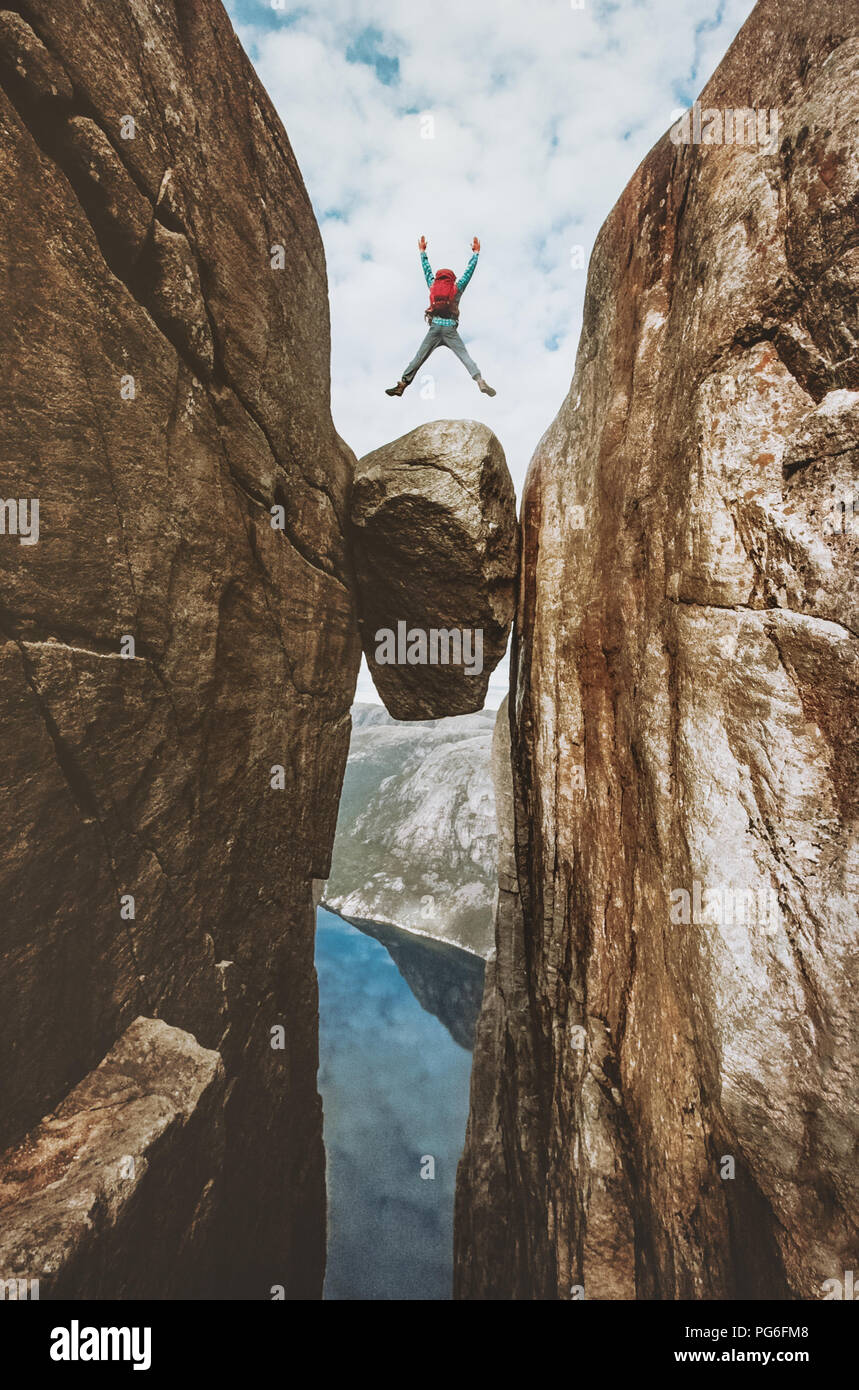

{"left": 418, "top": 235, "right": 433, "bottom": 287}
{"left": 457, "top": 236, "right": 480, "bottom": 293}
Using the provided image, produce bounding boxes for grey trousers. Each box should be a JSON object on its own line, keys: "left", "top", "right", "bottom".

{"left": 402, "top": 323, "right": 481, "bottom": 384}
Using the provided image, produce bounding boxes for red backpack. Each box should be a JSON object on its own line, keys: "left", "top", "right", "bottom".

{"left": 426, "top": 269, "right": 459, "bottom": 322}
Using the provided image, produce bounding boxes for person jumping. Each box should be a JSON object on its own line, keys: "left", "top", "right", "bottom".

{"left": 385, "top": 236, "right": 496, "bottom": 397}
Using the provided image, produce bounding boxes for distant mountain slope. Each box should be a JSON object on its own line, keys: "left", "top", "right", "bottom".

{"left": 322, "top": 704, "right": 498, "bottom": 957}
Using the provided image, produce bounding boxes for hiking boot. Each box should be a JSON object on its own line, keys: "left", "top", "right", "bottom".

{"left": 476, "top": 377, "right": 496, "bottom": 396}
{"left": 385, "top": 380, "right": 407, "bottom": 396}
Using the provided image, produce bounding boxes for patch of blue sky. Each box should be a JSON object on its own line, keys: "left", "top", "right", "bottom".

{"left": 680, "top": 0, "right": 728, "bottom": 96}
{"left": 345, "top": 26, "right": 401, "bottom": 87}
{"left": 620, "top": 117, "right": 652, "bottom": 143}
{"left": 225, "top": 1, "right": 309, "bottom": 33}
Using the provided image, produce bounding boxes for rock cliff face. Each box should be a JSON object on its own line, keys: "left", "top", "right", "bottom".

{"left": 456, "top": 0, "right": 858, "bottom": 1300}
{"left": 0, "top": 0, "right": 359, "bottom": 1297}
{"left": 323, "top": 703, "right": 497, "bottom": 957}
{"left": 351, "top": 421, "right": 518, "bottom": 719}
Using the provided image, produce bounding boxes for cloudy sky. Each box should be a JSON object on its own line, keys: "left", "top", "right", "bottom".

{"left": 225, "top": 0, "right": 757, "bottom": 704}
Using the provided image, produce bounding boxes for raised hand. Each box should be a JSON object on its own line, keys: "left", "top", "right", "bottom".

{"left": 418, "top": 235, "right": 427, "bottom": 251}
{"left": 472, "top": 236, "right": 480, "bottom": 253}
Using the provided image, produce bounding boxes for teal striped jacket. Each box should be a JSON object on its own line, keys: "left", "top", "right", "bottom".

{"left": 421, "top": 250, "right": 478, "bottom": 327}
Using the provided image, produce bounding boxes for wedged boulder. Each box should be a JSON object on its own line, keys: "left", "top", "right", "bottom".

{"left": 350, "top": 420, "right": 518, "bottom": 718}
{"left": 0, "top": 1018, "right": 224, "bottom": 1299}
{"left": 456, "top": 0, "right": 858, "bottom": 1301}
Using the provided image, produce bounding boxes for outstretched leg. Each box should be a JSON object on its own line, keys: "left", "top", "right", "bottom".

{"left": 441, "top": 327, "right": 496, "bottom": 394}
{"left": 388, "top": 326, "right": 442, "bottom": 394}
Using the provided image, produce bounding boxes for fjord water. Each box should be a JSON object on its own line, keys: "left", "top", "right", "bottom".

{"left": 315, "top": 907, "right": 474, "bottom": 1300}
